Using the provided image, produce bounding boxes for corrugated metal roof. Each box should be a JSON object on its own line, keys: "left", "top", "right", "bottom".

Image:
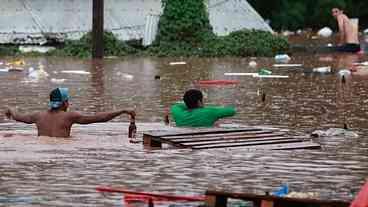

{"left": 0, "top": 0, "right": 272, "bottom": 44}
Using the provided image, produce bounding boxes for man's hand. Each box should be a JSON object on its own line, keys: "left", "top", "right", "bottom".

{"left": 126, "top": 110, "right": 136, "bottom": 118}
{"left": 5, "top": 108, "right": 12, "bottom": 119}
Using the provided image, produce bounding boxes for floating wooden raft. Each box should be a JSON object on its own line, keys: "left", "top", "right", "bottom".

{"left": 205, "top": 190, "right": 350, "bottom": 207}
{"left": 143, "top": 128, "right": 320, "bottom": 150}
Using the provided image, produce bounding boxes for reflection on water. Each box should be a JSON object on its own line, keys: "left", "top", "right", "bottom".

{"left": 0, "top": 54, "right": 368, "bottom": 206}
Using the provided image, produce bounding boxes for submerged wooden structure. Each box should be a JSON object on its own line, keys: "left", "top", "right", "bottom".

{"left": 143, "top": 127, "right": 320, "bottom": 150}
{"left": 205, "top": 190, "right": 350, "bottom": 207}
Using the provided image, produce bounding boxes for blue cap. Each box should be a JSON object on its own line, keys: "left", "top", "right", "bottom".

{"left": 49, "top": 88, "right": 69, "bottom": 109}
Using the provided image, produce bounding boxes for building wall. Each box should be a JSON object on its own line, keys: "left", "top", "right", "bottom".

{"left": 0, "top": 0, "right": 272, "bottom": 44}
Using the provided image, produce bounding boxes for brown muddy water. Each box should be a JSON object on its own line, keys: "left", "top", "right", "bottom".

{"left": 0, "top": 53, "right": 368, "bottom": 206}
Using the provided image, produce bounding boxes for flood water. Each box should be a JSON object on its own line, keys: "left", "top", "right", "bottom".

{"left": 0, "top": 50, "right": 368, "bottom": 206}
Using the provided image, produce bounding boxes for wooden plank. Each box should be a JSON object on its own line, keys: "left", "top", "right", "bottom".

{"left": 180, "top": 136, "right": 295, "bottom": 147}
{"left": 143, "top": 128, "right": 263, "bottom": 138}
{"left": 168, "top": 132, "right": 286, "bottom": 143}
{"left": 191, "top": 138, "right": 302, "bottom": 149}
{"left": 193, "top": 141, "right": 320, "bottom": 150}
{"left": 163, "top": 130, "right": 277, "bottom": 141}
{"left": 205, "top": 190, "right": 350, "bottom": 207}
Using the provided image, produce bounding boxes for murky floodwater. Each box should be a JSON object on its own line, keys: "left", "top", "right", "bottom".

{"left": 0, "top": 51, "right": 368, "bottom": 206}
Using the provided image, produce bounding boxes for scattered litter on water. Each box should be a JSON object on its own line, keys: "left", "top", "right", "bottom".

{"left": 218, "top": 123, "right": 241, "bottom": 128}
{"left": 353, "top": 62, "right": 368, "bottom": 66}
{"left": 274, "top": 54, "right": 291, "bottom": 63}
{"left": 51, "top": 78, "right": 66, "bottom": 84}
{"left": 60, "top": 70, "right": 90, "bottom": 75}
{"left": 273, "top": 64, "right": 303, "bottom": 68}
{"left": 313, "top": 66, "right": 331, "bottom": 73}
{"left": 169, "top": 62, "right": 187, "bottom": 66}
{"left": 224, "top": 72, "right": 288, "bottom": 78}
{"left": 19, "top": 46, "right": 55, "bottom": 54}
{"left": 317, "top": 27, "right": 333, "bottom": 38}
{"left": 311, "top": 128, "right": 359, "bottom": 138}
{"left": 7, "top": 60, "right": 25, "bottom": 66}
{"left": 338, "top": 69, "right": 351, "bottom": 76}
{"left": 258, "top": 68, "right": 272, "bottom": 75}
{"left": 285, "top": 192, "right": 319, "bottom": 199}
{"left": 253, "top": 74, "right": 289, "bottom": 78}
{"left": 117, "top": 72, "right": 134, "bottom": 80}
{"left": 224, "top": 73, "right": 258, "bottom": 76}
{"left": 248, "top": 61, "right": 257, "bottom": 68}
{"left": 28, "top": 67, "right": 49, "bottom": 79}
{"left": 272, "top": 184, "right": 289, "bottom": 197}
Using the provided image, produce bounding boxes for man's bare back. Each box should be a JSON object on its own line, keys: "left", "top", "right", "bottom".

{"left": 5, "top": 88, "right": 135, "bottom": 138}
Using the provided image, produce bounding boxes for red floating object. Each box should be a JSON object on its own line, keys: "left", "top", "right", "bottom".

{"left": 350, "top": 181, "right": 368, "bottom": 207}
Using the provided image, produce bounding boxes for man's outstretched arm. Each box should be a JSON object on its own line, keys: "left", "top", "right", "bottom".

{"left": 5, "top": 108, "right": 38, "bottom": 124}
{"left": 70, "top": 109, "right": 135, "bottom": 125}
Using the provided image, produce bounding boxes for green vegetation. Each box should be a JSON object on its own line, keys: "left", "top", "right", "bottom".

{"left": 0, "top": 0, "right": 289, "bottom": 58}
{"left": 149, "top": 0, "right": 288, "bottom": 57}
{"left": 0, "top": 45, "right": 19, "bottom": 56}
{"left": 50, "top": 32, "right": 137, "bottom": 58}
{"left": 248, "top": 0, "right": 368, "bottom": 30}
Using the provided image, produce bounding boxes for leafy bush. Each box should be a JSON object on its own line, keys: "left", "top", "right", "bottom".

{"left": 155, "top": 0, "right": 214, "bottom": 45}
{"left": 149, "top": 0, "right": 288, "bottom": 57}
{"left": 0, "top": 45, "right": 19, "bottom": 56}
{"left": 52, "top": 31, "right": 137, "bottom": 58}
{"left": 149, "top": 29, "right": 288, "bottom": 57}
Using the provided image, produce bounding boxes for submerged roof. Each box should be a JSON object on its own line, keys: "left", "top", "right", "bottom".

{"left": 0, "top": 0, "right": 272, "bottom": 44}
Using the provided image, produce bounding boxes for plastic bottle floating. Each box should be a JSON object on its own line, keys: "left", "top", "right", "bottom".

{"left": 275, "top": 54, "right": 291, "bottom": 63}
{"left": 313, "top": 66, "right": 331, "bottom": 73}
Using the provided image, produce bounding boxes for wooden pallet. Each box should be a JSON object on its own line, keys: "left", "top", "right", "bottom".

{"left": 143, "top": 127, "right": 320, "bottom": 150}
{"left": 205, "top": 190, "right": 350, "bottom": 207}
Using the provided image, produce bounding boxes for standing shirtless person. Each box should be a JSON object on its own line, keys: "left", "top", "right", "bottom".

{"left": 332, "top": 7, "right": 361, "bottom": 53}
{"left": 5, "top": 88, "right": 135, "bottom": 138}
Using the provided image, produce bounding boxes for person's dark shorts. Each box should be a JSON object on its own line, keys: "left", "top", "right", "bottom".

{"left": 336, "top": 43, "right": 361, "bottom": 53}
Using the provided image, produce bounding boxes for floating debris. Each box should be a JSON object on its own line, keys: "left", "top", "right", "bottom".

{"left": 253, "top": 74, "right": 289, "bottom": 78}
{"left": 258, "top": 68, "right": 272, "bottom": 75}
{"left": 353, "top": 62, "right": 368, "bottom": 66}
{"left": 311, "top": 128, "right": 359, "bottom": 138}
{"left": 60, "top": 70, "right": 90, "bottom": 75}
{"left": 169, "top": 62, "right": 187, "bottom": 66}
{"left": 338, "top": 69, "right": 351, "bottom": 76}
{"left": 275, "top": 54, "right": 291, "bottom": 63}
{"left": 28, "top": 67, "right": 49, "bottom": 79}
{"left": 19, "top": 46, "right": 55, "bottom": 54}
{"left": 273, "top": 64, "right": 303, "bottom": 68}
{"left": 313, "top": 66, "right": 331, "bottom": 73}
{"left": 51, "top": 78, "right": 66, "bottom": 84}
{"left": 317, "top": 27, "right": 333, "bottom": 38}
{"left": 248, "top": 61, "right": 257, "bottom": 68}
{"left": 224, "top": 73, "right": 258, "bottom": 76}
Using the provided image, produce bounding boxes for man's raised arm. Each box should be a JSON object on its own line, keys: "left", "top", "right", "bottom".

{"left": 70, "top": 109, "right": 135, "bottom": 125}
{"left": 5, "top": 108, "right": 39, "bottom": 124}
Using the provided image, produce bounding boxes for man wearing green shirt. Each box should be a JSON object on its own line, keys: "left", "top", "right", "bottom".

{"left": 171, "top": 89, "right": 236, "bottom": 127}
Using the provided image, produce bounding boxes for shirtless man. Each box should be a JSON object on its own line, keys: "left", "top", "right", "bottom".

{"left": 5, "top": 88, "right": 135, "bottom": 138}
{"left": 332, "top": 7, "right": 361, "bottom": 53}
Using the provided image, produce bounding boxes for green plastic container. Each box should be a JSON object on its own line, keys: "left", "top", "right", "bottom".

{"left": 258, "top": 68, "right": 272, "bottom": 75}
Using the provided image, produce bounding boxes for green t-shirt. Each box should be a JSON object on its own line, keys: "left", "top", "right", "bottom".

{"left": 171, "top": 103, "right": 236, "bottom": 127}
